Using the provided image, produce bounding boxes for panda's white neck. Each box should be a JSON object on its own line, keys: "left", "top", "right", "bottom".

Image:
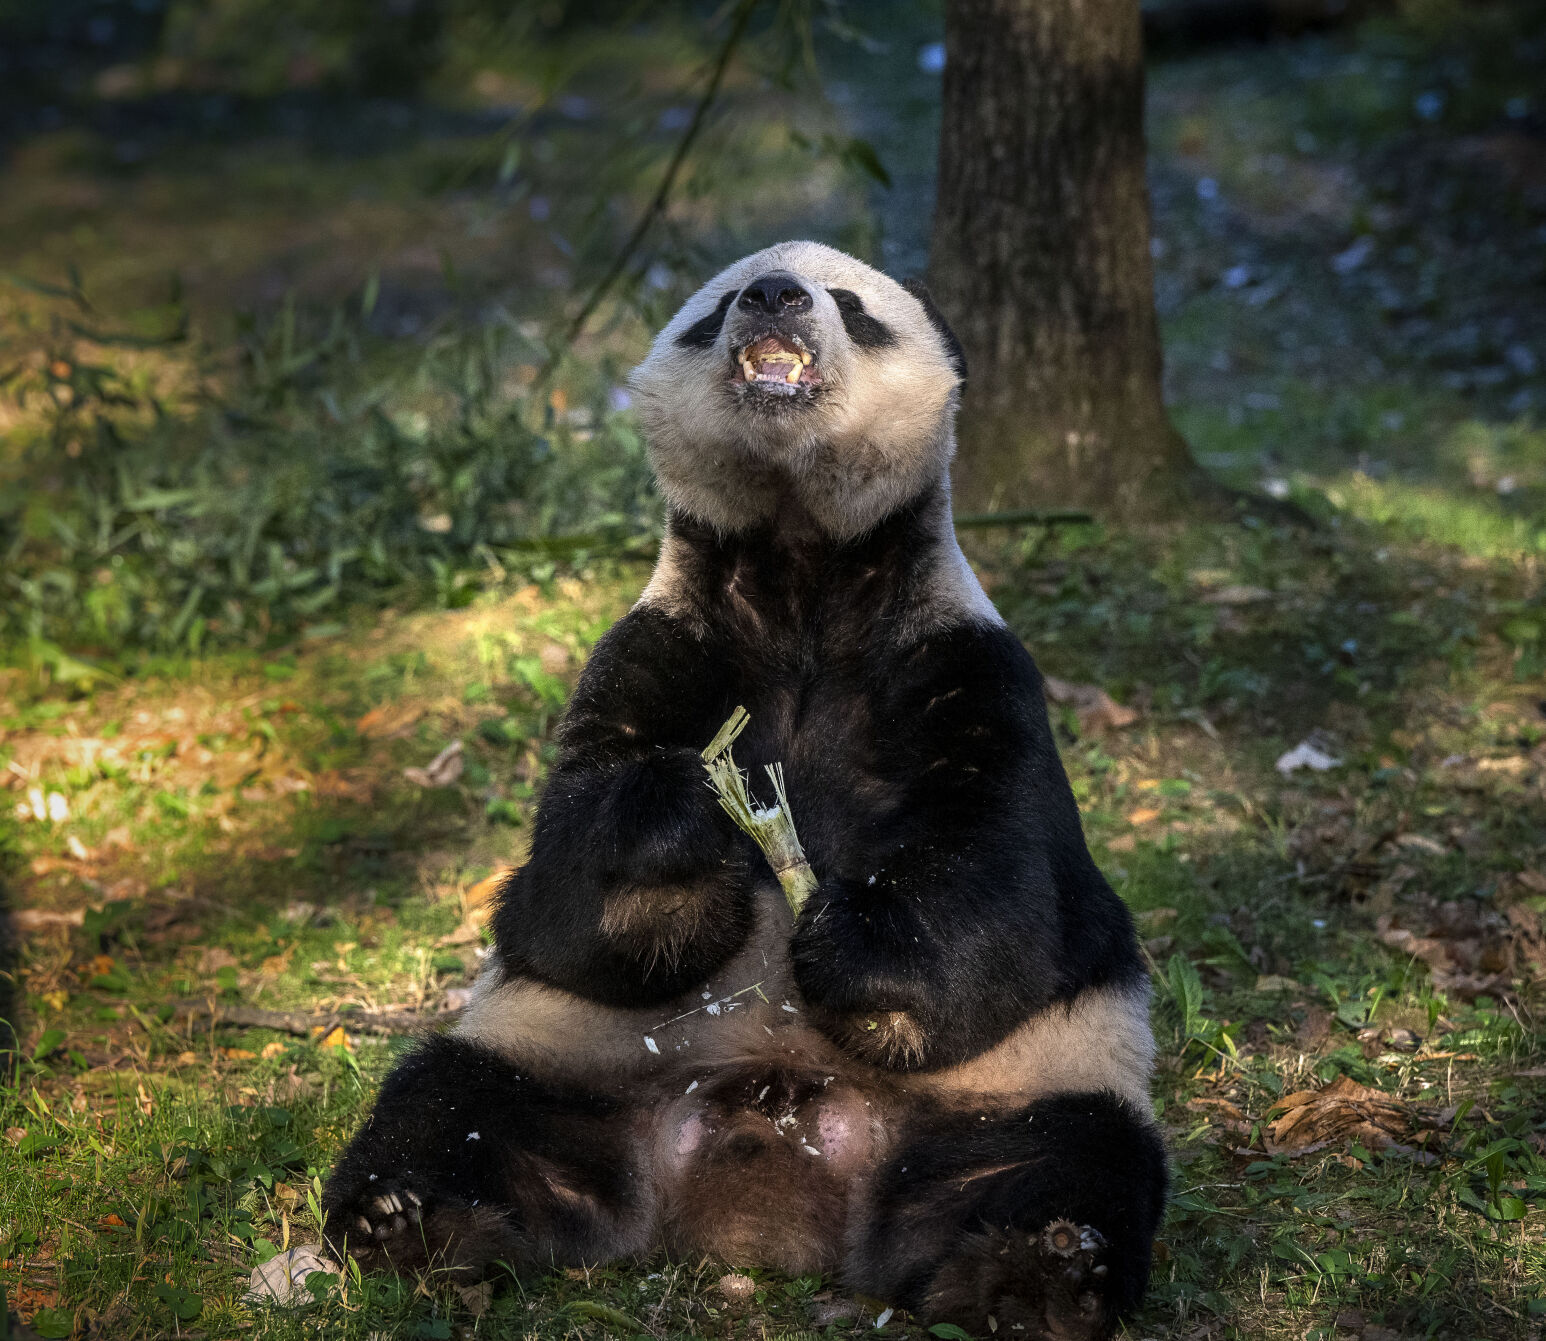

{"left": 637, "top": 476, "right": 1002, "bottom": 640}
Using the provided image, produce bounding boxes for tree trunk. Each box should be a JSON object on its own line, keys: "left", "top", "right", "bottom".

{"left": 930, "top": 0, "right": 1202, "bottom": 517}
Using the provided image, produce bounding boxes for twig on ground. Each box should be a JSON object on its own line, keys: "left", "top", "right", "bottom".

{"left": 175, "top": 1001, "right": 460, "bottom": 1038}
{"left": 951, "top": 509, "right": 1094, "bottom": 529}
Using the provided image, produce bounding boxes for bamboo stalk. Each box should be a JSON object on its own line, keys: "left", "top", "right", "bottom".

{"left": 701, "top": 707, "right": 816, "bottom": 913}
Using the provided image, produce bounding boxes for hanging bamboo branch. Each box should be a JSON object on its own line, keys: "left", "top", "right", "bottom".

{"left": 701, "top": 706, "right": 816, "bottom": 913}
{"left": 536, "top": 0, "right": 760, "bottom": 387}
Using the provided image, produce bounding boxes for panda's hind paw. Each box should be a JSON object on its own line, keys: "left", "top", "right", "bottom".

{"left": 329, "top": 1176, "right": 434, "bottom": 1262}
{"left": 924, "top": 1219, "right": 1115, "bottom": 1341}
{"left": 325, "top": 1174, "right": 524, "bottom": 1281}
{"left": 361, "top": 1185, "right": 426, "bottom": 1240}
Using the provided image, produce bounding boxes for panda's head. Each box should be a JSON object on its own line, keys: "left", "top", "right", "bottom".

{"left": 629, "top": 241, "right": 967, "bottom": 540}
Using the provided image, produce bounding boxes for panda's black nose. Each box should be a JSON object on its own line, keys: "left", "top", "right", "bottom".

{"left": 737, "top": 271, "right": 812, "bottom": 316}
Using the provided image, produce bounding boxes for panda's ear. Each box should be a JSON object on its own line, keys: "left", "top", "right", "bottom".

{"left": 902, "top": 277, "right": 968, "bottom": 387}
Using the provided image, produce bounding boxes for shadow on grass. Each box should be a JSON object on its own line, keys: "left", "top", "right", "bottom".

{"left": 985, "top": 517, "right": 1540, "bottom": 739}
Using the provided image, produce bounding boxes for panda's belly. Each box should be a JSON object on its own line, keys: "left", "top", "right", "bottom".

{"left": 454, "top": 882, "right": 815, "bottom": 1086}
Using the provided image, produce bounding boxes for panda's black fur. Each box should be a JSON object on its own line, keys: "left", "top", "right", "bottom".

{"left": 323, "top": 241, "right": 1167, "bottom": 1339}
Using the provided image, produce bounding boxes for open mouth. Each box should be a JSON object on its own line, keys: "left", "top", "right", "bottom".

{"left": 733, "top": 333, "right": 821, "bottom": 396}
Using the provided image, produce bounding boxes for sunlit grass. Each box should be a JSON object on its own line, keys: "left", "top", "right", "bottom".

{"left": 3, "top": 1, "right": 1545, "bottom": 1336}
{"left": 1326, "top": 472, "right": 1546, "bottom": 559}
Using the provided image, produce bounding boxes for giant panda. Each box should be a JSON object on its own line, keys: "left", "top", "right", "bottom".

{"left": 322, "top": 240, "right": 1167, "bottom": 1340}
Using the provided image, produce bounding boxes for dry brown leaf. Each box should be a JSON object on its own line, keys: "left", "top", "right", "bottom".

{"left": 196, "top": 946, "right": 239, "bottom": 974}
{"left": 1127, "top": 807, "right": 1162, "bottom": 826}
{"left": 88, "top": 953, "right": 115, "bottom": 977}
{"left": 30, "top": 855, "right": 89, "bottom": 876}
{"left": 457, "top": 1281, "right": 495, "bottom": 1317}
{"left": 265, "top": 1065, "right": 318, "bottom": 1104}
{"left": 1042, "top": 675, "right": 1140, "bottom": 732}
{"left": 249, "top": 844, "right": 302, "bottom": 861}
{"left": 1375, "top": 901, "right": 1521, "bottom": 1001}
{"left": 356, "top": 701, "right": 425, "bottom": 740}
{"left": 221, "top": 1048, "right": 257, "bottom": 1061}
{"left": 463, "top": 870, "right": 510, "bottom": 911}
{"left": 538, "top": 642, "right": 570, "bottom": 674}
{"left": 312, "top": 769, "right": 375, "bottom": 801}
{"left": 317, "top": 1025, "right": 351, "bottom": 1051}
{"left": 1186, "top": 1096, "right": 1254, "bottom": 1139}
{"left": 261, "top": 1041, "right": 288, "bottom": 1060}
{"left": 1265, "top": 1075, "right": 1438, "bottom": 1159}
{"left": 1187, "top": 1096, "right": 1246, "bottom": 1122}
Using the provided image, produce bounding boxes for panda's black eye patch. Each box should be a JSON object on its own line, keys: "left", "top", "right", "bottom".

{"left": 675, "top": 290, "right": 738, "bottom": 349}
{"left": 827, "top": 288, "right": 897, "bottom": 350}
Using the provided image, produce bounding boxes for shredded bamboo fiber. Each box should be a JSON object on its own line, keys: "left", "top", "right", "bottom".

{"left": 701, "top": 706, "right": 817, "bottom": 913}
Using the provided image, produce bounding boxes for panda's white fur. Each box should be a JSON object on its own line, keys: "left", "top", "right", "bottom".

{"left": 633, "top": 241, "right": 961, "bottom": 538}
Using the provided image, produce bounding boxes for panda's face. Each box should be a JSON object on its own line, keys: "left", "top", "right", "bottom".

{"left": 630, "top": 241, "right": 966, "bottom": 539}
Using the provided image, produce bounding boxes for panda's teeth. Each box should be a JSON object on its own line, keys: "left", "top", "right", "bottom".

{"left": 784, "top": 364, "right": 802, "bottom": 384}
{"left": 741, "top": 359, "right": 756, "bottom": 381}
{"left": 797, "top": 350, "right": 812, "bottom": 366}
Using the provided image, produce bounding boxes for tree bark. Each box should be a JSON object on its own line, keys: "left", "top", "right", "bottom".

{"left": 930, "top": 0, "right": 1204, "bottom": 517}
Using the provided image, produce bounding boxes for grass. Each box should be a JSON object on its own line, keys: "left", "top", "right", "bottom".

{"left": 3, "top": 513, "right": 1543, "bottom": 1340}
{"left": 3, "top": 1, "right": 1546, "bottom": 1338}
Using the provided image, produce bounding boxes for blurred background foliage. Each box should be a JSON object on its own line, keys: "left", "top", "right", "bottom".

{"left": 0, "top": 0, "right": 1541, "bottom": 673}
{"left": 0, "top": 0, "right": 893, "bottom": 669}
